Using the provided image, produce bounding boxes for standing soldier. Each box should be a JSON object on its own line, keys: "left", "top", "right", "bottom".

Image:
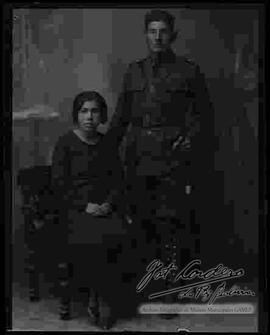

{"left": 106, "top": 9, "right": 215, "bottom": 313}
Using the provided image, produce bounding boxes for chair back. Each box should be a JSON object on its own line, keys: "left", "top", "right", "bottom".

{"left": 17, "top": 165, "right": 51, "bottom": 193}
{"left": 17, "top": 166, "right": 52, "bottom": 218}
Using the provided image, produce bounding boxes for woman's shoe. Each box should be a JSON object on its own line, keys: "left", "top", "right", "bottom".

{"left": 97, "top": 297, "right": 115, "bottom": 330}
{"left": 87, "top": 289, "right": 99, "bottom": 325}
{"left": 87, "top": 306, "right": 99, "bottom": 325}
{"left": 98, "top": 317, "right": 114, "bottom": 330}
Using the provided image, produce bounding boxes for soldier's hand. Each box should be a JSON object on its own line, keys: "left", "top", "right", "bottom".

{"left": 172, "top": 136, "right": 191, "bottom": 151}
{"left": 32, "top": 219, "right": 45, "bottom": 230}
{"left": 86, "top": 202, "right": 112, "bottom": 217}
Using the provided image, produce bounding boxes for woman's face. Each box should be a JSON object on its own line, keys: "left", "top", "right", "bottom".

{"left": 77, "top": 100, "right": 101, "bottom": 133}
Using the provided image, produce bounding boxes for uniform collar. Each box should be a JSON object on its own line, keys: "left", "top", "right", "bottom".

{"left": 149, "top": 48, "right": 176, "bottom": 66}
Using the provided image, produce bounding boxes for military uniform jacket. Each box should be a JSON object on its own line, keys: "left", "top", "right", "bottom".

{"left": 108, "top": 49, "right": 214, "bottom": 177}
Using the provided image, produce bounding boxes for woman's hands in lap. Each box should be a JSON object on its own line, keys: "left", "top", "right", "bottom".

{"left": 85, "top": 202, "right": 112, "bottom": 217}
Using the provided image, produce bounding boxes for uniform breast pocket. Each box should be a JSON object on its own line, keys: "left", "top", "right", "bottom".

{"left": 161, "top": 84, "right": 188, "bottom": 104}
{"left": 128, "top": 80, "right": 148, "bottom": 116}
{"left": 165, "top": 77, "right": 194, "bottom": 97}
{"left": 128, "top": 78, "right": 147, "bottom": 92}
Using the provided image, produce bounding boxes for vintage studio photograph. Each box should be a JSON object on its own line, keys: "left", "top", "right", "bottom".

{"left": 10, "top": 4, "right": 264, "bottom": 332}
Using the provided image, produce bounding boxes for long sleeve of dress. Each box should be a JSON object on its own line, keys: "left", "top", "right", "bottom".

{"left": 51, "top": 134, "right": 86, "bottom": 212}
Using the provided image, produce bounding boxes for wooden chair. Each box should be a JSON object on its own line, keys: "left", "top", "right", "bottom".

{"left": 17, "top": 165, "right": 71, "bottom": 319}
{"left": 17, "top": 166, "right": 51, "bottom": 300}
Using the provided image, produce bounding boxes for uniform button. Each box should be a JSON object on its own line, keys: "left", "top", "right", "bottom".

{"left": 238, "top": 160, "right": 245, "bottom": 166}
{"left": 185, "top": 185, "right": 192, "bottom": 194}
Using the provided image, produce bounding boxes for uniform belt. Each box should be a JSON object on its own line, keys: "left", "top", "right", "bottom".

{"left": 142, "top": 127, "right": 162, "bottom": 135}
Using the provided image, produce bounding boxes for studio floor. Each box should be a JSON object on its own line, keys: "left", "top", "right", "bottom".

{"left": 11, "top": 282, "right": 258, "bottom": 332}
{"left": 11, "top": 208, "right": 259, "bottom": 332}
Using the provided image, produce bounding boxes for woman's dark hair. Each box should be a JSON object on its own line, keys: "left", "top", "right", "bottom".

{"left": 72, "top": 91, "right": 108, "bottom": 124}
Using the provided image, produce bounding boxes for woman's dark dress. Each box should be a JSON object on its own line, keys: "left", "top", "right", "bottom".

{"left": 51, "top": 130, "right": 125, "bottom": 307}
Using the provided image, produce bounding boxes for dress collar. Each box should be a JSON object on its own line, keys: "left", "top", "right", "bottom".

{"left": 73, "top": 129, "right": 102, "bottom": 146}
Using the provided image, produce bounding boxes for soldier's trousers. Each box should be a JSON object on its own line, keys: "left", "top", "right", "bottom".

{"left": 118, "top": 175, "right": 201, "bottom": 313}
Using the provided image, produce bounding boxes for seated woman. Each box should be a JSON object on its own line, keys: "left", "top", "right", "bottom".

{"left": 51, "top": 91, "right": 124, "bottom": 329}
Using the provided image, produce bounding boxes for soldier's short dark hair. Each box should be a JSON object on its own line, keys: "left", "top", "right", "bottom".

{"left": 72, "top": 91, "right": 108, "bottom": 124}
{"left": 144, "top": 9, "right": 175, "bottom": 32}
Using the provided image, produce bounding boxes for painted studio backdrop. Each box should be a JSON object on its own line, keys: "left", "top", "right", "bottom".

{"left": 13, "top": 6, "right": 259, "bottom": 307}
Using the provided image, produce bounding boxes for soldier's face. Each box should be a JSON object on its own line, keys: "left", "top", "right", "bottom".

{"left": 146, "top": 21, "right": 172, "bottom": 53}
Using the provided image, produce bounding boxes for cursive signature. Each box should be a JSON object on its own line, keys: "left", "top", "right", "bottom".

{"left": 173, "top": 259, "right": 244, "bottom": 282}
{"left": 136, "top": 258, "right": 252, "bottom": 303}
{"left": 136, "top": 259, "right": 178, "bottom": 292}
